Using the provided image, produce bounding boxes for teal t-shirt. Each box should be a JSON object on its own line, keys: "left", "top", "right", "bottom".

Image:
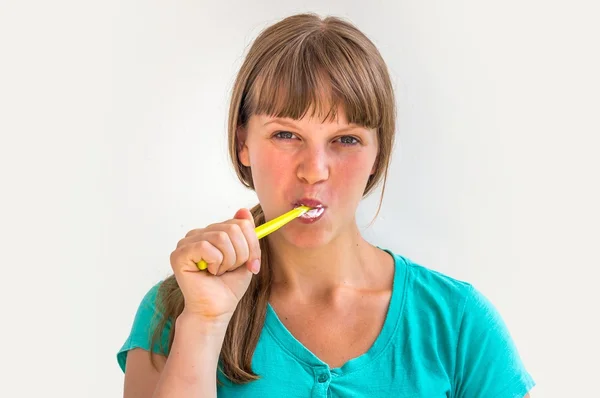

{"left": 118, "top": 252, "right": 535, "bottom": 397}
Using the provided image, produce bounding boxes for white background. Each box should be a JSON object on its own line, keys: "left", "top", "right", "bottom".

{"left": 1, "top": 0, "right": 598, "bottom": 396}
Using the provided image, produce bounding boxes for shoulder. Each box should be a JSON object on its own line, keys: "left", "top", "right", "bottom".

{"left": 395, "top": 254, "right": 504, "bottom": 335}
{"left": 390, "top": 252, "right": 507, "bottom": 346}
{"left": 390, "top": 253, "right": 535, "bottom": 396}
{"left": 401, "top": 255, "right": 473, "bottom": 293}
{"left": 395, "top": 254, "right": 476, "bottom": 313}
{"left": 130, "top": 282, "right": 164, "bottom": 324}
{"left": 139, "top": 282, "right": 162, "bottom": 307}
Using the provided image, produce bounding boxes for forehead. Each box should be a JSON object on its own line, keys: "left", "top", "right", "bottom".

{"left": 255, "top": 104, "right": 352, "bottom": 127}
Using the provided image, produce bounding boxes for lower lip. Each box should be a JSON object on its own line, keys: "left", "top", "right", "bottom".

{"left": 297, "top": 207, "right": 326, "bottom": 224}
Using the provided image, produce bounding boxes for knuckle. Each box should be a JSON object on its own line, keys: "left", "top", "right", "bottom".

{"left": 184, "top": 228, "right": 202, "bottom": 238}
{"left": 169, "top": 249, "right": 182, "bottom": 269}
{"left": 233, "top": 223, "right": 244, "bottom": 234}
{"left": 240, "top": 218, "right": 253, "bottom": 230}
{"left": 197, "top": 241, "right": 222, "bottom": 263}
{"left": 225, "top": 223, "right": 240, "bottom": 235}
{"left": 197, "top": 240, "right": 211, "bottom": 252}
{"left": 216, "top": 231, "right": 229, "bottom": 244}
{"left": 223, "top": 224, "right": 235, "bottom": 235}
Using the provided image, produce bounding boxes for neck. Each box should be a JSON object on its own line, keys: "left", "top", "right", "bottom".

{"left": 267, "top": 223, "right": 382, "bottom": 302}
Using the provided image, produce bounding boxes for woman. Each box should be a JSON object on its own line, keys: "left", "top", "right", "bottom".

{"left": 118, "top": 13, "right": 535, "bottom": 397}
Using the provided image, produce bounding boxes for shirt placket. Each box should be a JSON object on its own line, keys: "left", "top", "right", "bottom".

{"left": 311, "top": 366, "right": 332, "bottom": 397}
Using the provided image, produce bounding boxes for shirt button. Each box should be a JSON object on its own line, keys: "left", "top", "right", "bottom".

{"left": 318, "top": 373, "right": 329, "bottom": 383}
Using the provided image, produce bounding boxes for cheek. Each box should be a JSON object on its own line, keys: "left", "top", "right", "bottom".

{"left": 333, "top": 152, "right": 376, "bottom": 192}
{"left": 250, "top": 147, "right": 291, "bottom": 188}
{"left": 249, "top": 144, "right": 376, "bottom": 201}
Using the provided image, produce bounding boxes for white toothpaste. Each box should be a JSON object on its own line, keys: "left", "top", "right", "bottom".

{"left": 300, "top": 207, "right": 325, "bottom": 218}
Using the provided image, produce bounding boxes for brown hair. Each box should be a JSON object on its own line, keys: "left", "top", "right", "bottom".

{"left": 150, "top": 13, "right": 396, "bottom": 384}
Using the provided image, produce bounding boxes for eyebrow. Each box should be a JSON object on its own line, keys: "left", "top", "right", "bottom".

{"left": 263, "top": 118, "right": 365, "bottom": 134}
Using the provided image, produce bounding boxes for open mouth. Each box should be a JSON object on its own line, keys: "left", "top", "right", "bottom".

{"left": 294, "top": 199, "right": 326, "bottom": 222}
{"left": 301, "top": 207, "right": 325, "bottom": 219}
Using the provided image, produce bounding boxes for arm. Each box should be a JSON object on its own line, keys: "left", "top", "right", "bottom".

{"left": 123, "top": 349, "right": 165, "bottom": 398}
{"left": 121, "top": 208, "right": 259, "bottom": 397}
{"left": 124, "top": 312, "right": 228, "bottom": 398}
{"left": 453, "top": 286, "right": 535, "bottom": 397}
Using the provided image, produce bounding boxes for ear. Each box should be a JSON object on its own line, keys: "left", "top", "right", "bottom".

{"left": 237, "top": 126, "right": 250, "bottom": 167}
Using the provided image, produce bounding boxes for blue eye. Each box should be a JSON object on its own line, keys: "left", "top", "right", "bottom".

{"left": 338, "top": 136, "right": 359, "bottom": 146}
{"left": 274, "top": 131, "right": 296, "bottom": 140}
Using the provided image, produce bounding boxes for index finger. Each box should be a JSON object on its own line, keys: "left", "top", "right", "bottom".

{"left": 224, "top": 218, "right": 261, "bottom": 264}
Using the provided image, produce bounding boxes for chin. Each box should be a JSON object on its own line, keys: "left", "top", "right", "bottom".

{"left": 277, "top": 223, "right": 337, "bottom": 249}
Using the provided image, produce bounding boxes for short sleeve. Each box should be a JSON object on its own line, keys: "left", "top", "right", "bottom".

{"left": 116, "top": 283, "right": 172, "bottom": 372}
{"left": 453, "top": 286, "right": 535, "bottom": 398}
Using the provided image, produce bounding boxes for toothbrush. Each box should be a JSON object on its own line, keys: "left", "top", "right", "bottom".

{"left": 196, "top": 205, "right": 311, "bottom": 270}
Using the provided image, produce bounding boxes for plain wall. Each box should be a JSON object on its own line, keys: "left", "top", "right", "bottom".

{"left": 1, "top": 0, "right": 598, "bottom": 396}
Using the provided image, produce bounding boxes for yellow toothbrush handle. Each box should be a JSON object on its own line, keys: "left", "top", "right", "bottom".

{"left": 196, "top": 206, "right": 310, "bottom": 271}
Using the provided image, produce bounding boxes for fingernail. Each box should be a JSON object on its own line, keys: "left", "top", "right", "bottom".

{"left": 251, "top": 259, "right": 260, "bottom": 274}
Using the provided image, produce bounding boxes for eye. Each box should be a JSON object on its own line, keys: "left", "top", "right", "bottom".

{"left": 336, "top": 135, "right": 360, "bottom": 146}
{"left": 273, "top": 131, "right": 298, "bottom": 140}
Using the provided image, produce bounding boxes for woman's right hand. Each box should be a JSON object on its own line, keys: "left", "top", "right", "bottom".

{"left": 169, "top": 208, "right": 261, "bottom": 324}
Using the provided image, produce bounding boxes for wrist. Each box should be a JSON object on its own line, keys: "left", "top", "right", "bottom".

{"left": 171, "top": 310, "right": 229, "bottom": 367}
{"left": 176, "top": 309, "right": 231, "bottom": 336}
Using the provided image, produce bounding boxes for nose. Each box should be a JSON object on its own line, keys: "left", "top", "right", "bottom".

{"left": 296, "top": 145, "right": 330, "bottom": 185}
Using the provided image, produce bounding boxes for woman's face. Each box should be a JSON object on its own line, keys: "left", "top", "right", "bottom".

{"left": 238, "top": 108, "right": 379, "bottom": 249}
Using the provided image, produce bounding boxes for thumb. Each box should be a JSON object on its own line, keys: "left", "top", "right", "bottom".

{"left": 234, "top": 208, "right": 255, "bottom": 225}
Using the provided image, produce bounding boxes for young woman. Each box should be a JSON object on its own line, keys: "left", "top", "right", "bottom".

{"left": 118, "top": 13, "right": 535, "bottom": 398}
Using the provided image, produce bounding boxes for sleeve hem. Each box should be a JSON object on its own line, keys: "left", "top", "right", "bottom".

{"left": 491, "top": 372, "right": 536, "bottom": 398}
{"left": 117, "top": 344, "right": 168, "bottom": 373}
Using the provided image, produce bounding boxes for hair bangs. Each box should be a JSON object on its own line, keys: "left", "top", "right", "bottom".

{"left": 244, "top": 31, "right": 383, "bottom": 129}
